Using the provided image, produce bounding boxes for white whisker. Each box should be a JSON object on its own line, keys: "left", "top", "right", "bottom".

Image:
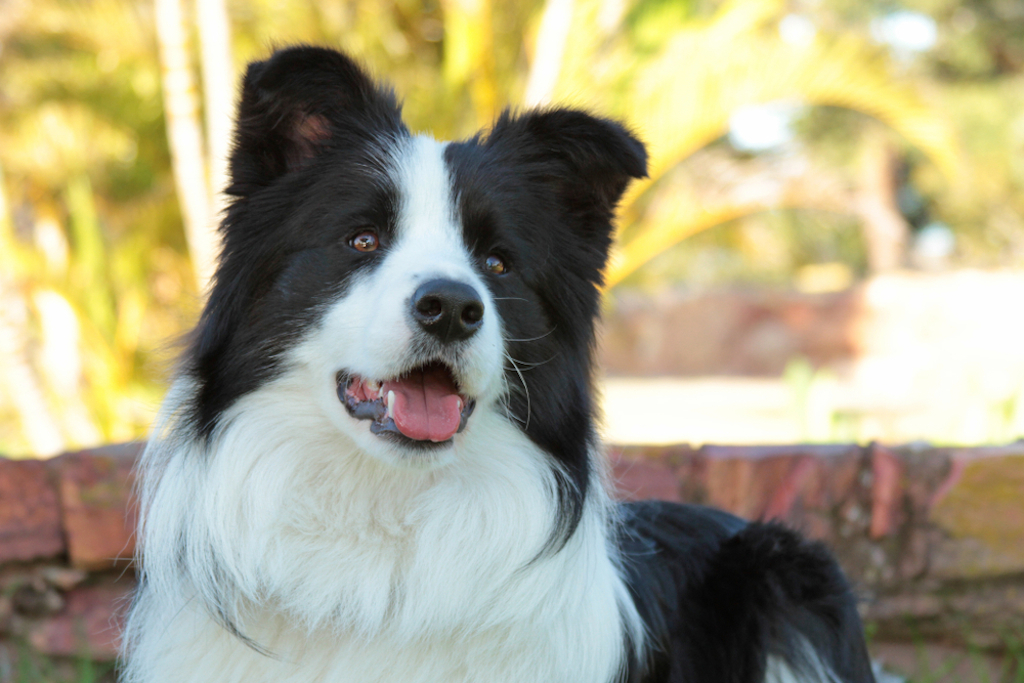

{"left": 505, "top": 327, "right": 557, "bottom": 343}
{"left": 504, "top": 351, "right": 532, "bottom": 431}
{"left": 504, "top": 354, "right": 559, "bottom": 370}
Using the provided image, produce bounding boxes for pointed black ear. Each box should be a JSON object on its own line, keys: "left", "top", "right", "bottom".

{"left": 228, "top": 46, "right": 406, "bottom": 196}
{"left": 487, "top": 108, "right": 648, "bottom": 216}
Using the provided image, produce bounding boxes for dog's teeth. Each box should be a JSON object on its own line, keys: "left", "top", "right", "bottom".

{"left": 386, "top": 390, "right": 395, "bottom": 419}
{"left": 366, "top": 379, "right": 381, "bottom": 396}
{"left": 456, "top": 397, "right": 463, "bottom": 413}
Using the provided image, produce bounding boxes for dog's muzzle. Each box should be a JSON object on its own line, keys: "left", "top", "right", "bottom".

{"left": 338, "top": 362, "right": 477, "bottom": 446}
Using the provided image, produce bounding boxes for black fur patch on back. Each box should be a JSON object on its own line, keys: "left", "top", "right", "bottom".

{"left": 619, "top": 501, "right": 876, "bottom": 683}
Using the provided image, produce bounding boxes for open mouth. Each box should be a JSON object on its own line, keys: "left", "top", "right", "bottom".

{"left": 337, "top": 361, "right": 476, "bottom": 447}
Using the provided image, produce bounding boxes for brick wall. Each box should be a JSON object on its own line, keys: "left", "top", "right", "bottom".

{"left": 1, "top": 441, "right": 1023, "bottom": 662}
{"left": 612, "top": 442, "right": 1024, "bottom": 647}
{"left": 0, "top": 443, "right": 139, "bottom": 660}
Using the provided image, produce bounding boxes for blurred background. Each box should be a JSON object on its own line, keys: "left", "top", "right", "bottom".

{"left": 1, "top": 0, "right": 1023, "bottom": 457}
{"left": 1, "top": 2, "right": 1024, "bottom": 681}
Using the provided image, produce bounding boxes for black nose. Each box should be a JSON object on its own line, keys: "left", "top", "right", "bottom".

{"left": 411, "top": 279, "right": 484, "bottom": 344}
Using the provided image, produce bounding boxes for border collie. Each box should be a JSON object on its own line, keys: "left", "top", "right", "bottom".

{"left": 122, "top": 46, "right": 875, "bottom": 683}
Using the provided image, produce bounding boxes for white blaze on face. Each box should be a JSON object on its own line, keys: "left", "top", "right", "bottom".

{"left": 393, "top": 136, "right": 465, "bottom": 261}
{"left": 295, "top": 135, "right": 505, "bottom": 457}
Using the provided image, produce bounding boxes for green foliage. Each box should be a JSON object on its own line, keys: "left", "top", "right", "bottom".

{"left": 0, "top": 1, "right": 195, "bottom": 453}
{"left": 591, "top": 0, "right": 958, "bottom": 286}
{"left": 625, "top": 207, "right": 868, "bottom": 290}
{"left": 0, "top": 0, "right": 1014, "bottom": 452}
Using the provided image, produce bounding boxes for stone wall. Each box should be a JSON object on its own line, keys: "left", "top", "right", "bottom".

{"left": 1, "top": 441, "right": 1023, "bottom": 666}
{"left": 613, "top": 442, "right": 1024, "bottom": 648}
{"left": 0, "top": 444, "right": 139, "bottom": 661}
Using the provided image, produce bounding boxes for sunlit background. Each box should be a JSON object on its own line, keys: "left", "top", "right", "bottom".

{"left": 1, "top": 0, "right": 1023, "bottom": 457}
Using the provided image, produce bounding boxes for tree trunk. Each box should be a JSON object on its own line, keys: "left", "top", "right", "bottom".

{"left": 0, "top": 162, "right": 66, "bottom": 456}
{"left": 196, "top": 0, "right": 234, "bottom": 236}
{"left": 524, "top": 0, "right": 575, "bottom": 107}
{"left": 0, "top": 158, "right": 11, "bottom": 255}
{"left": 857, "top": 129, "right": 909, "bottom": 272}
{"left": 154, "top": 0, "right": 217, "bottom": 293}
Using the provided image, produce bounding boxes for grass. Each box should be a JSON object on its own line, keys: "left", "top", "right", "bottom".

{"left": 7, "top": 642, "right": 115, "bottom": 683}
{"left": 868, "top": 622, "right": 1024, "bottom": 683}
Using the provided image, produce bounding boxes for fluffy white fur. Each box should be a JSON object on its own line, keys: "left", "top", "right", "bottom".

{"left": 122, "top": 137, "right": 644, "bottom": 683}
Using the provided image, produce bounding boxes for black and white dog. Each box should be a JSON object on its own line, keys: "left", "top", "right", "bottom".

{"left": 122, "top": 46, "right": 875, "bottom": 683}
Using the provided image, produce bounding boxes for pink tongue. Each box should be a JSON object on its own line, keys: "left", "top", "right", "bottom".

{"left": 383, "top": 366, "right": 462, "bottom": 442}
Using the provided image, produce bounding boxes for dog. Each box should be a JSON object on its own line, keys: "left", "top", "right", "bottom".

{"left": 121, "top": 46, "right": 876, "bottom": 683}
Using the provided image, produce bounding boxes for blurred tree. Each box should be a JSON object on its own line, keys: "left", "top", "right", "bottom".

{"left": 788, "top": 0, "right": 1024, "bottom": 273}
{"left": 815, "top": 0, "right": 1024, "bottom": 79}
{"left": 856, "top": 126, "right": 910, "bottom": 271}
{"left": 0, "top": 0, "right": 196, "bottom": 453}
{"left": 0, "top": 158, "right": 67, "bottom": 455}
{"left": 155, "top": 0, "right": 216, "bottom": 289}
{"left": 440, "top": 0, "right": 499, "bottom": 126}
{"left": 0, "top": 0, "right": 984, "bottom": 453}
{"left": 569, "top": 0, "right": 959, "bottom": 286}
{"left": 197, "top": 0, "right": 234, "bottom": 254}
{"left": 524, "top": 0, "right": 573, "bottom": 106}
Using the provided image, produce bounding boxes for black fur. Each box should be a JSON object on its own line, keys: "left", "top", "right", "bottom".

{"left": 186, "top": 47, "right": 408, "bottom": 436}
{"left": 619, "top": 502, "right": 876, "bottom": 682}
{"left": 445, "top": 110, "right": 647, "bottom": 544}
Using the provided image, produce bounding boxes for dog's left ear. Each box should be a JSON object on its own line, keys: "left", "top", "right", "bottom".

{"left": 487, "top": 108, "right": 648, "bottom": 221}
{"left": 228, "top": 46, "right": 406, "bottom": 196}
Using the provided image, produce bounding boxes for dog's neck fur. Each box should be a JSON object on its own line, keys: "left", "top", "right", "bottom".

{"left": 124, "top": 375, "right": 643, "bottom": 683}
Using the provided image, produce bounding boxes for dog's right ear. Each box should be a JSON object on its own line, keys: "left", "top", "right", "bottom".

{"left": 228, "top": 46, "right": 406, "bottom": 196}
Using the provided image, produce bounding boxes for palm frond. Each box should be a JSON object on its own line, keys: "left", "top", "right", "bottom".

{"left": 548, "top": 0, "right": 959, "bottom": 288}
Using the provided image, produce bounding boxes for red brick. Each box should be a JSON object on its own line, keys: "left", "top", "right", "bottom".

{"left": 901, "top": 446, "right": 952, "bottom": 515}
{"left": 52, "top": 443, "right": 142, "bottom": 570}
{"left": 703, "top": 451, "right": 757, "bottom": 517}
{"left": 819, "top": 446, "right": 867, "bottom": 507}
{"left": 673, "top": 449, "right": 708, "bottom": 504}
{"left": 0, "top": 458, "right": 64, "bottom": 564}
{"left": 703, "top": 451, "right": 800, "bottom": 520}
{"left": 610, "top": 451, "right": 682, "bottom": 502}
{"left": 869, "top": 444, "right": 905, "bottom": 538}
{"left": 700, "top": 445, "right": 863, "bottom": 523}
{"left": 762, "top": 456, "right": 818, "bottom": 521}
{"left": 27, "top": 579, "right": 135, "bottom": 660}
{"left": 656, "top": 444, "right": 702, "bottom": 471}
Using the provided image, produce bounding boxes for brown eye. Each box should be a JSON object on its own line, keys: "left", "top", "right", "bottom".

{"left": 485, "top": 255, "right": 506, "bottom": 275}
{"left": 350, "top": 230, "right": 378, "bottom": 252}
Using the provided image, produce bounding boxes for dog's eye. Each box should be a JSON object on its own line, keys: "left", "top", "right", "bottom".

{"left": 350, "top": 230, "right": 379, "bottom": 253}
{"left": 484, "top": 255, "right": 506, "bottom": 275}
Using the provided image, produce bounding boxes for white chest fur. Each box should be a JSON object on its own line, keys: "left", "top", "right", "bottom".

{"left": 122, "top": 389, "right": 639, "bottom": 683}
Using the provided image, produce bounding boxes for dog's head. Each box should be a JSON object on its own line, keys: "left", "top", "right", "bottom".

{"left": 184, "top": 47, "right": 646, "bottom": 485}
